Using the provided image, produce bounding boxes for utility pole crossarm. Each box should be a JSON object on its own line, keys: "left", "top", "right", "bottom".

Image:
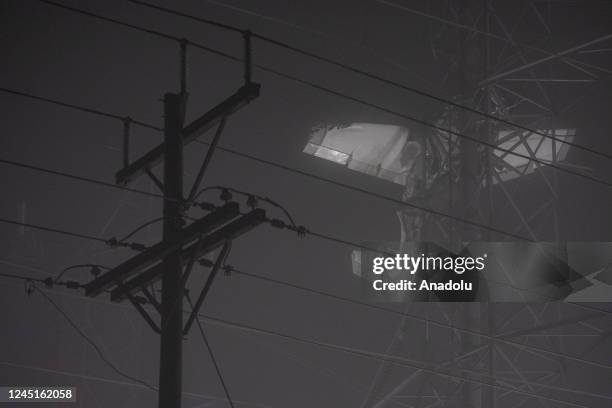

{"left": 85, "top": 202, "right": 241, "bottom": 297}
{"left": 109, "top": 208, "right": 267, "bottom": 302}
{"left": 115, "top": 82, "right": 260, "bottom": 186}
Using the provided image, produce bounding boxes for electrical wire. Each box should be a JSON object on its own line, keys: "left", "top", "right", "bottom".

{"left": 32, "top": 285, "right": 158, "bottom": 391}
{"left": 4, "top": 267, "right": 611, "bottom": 373}
{"left": 230, "top": 187, "right": 298, "bottom": 228}
{"left": 0, "top": 157, "right": 168, "bottom": 200}
{"left": 186, "top": 294, "right": 235, "bottom": 408}
{"left": 39, "top": 0, "right": 181, "bottom": 42}
{"left": 0, "top": 217, "right": 147, "bottom": 252}
{"left": 0, "top": 217, "right": 109, "bottom": 243}
{"left": 208, "top": 0, "right": 612, "bottom": 79}
{"left": 4, "top": 272, "right": 602, "bottom": 406}
{"left": 117, "top": 217, "right": 164, "bottom": 242}
{"left": 197, "top": 143, "right": 532, "bottom": 241}
{"left": 200, "top": 314, "right": 594, "bottom": 408}
{"left": 204, "top": 0, "right": 435, "bottom": 86}
{"left": 0, "top": 87, "right": 161, "bottom": 131}
{"left": 0, "top": 271, "right": 80, "bottom": 289}
{"left": 127, "top": 0, "right": 612, "bottom": 161}
{"left": 3, "top": 0, "right": 610, "bottom": 277}
{"left": 194, "top": 203, "right": 605, "bottom": 311}
{"left": 194, "top": 196, "right": 395, "bottom": 256}
{"left": 0, "top": 151, "right": 530, "bottom": 240}
{"left": 0, "top": 77, "right": 582, "bottom": 241}
{"left": 54, "top": 264, "right": 111, "bottom": 284}
{"left": 0, "top": 7, "right": 604, "bottom": 238}
{"left": 269, "top": 216, "right": 392, "bottom": 256}
{"left": 2, "top": 274, "right": 609, "bottom": 405}
{"left": 0, "top": 96, "right": 532, "bottom": 241}
{"left": 193, "top": 201, "right": 564, "bottom": 319}
{"left": 226, "top": 267, "right": 612, "bottom": 370}
{"left": 33, "top": 0, "right": 612, "bottom": 190}
{"left": 193, "top": 186, "right": 297, "bottom": 228}
{"left": 249, "top": 63, "right": 612, "bottom": 189}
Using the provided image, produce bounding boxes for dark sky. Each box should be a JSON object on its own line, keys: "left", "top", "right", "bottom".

{"left": 1, "top": 1, "right": 612, "bottom": 407}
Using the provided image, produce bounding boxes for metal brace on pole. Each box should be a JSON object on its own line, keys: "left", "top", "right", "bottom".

{"left": 145, "top": 168, "right": 165, "bottom": 192}
{"left": 127, "top": 290, "right": 161, "bottom": 334}
{"left": 183, "top": 242, "right": 231, "bottom": 335}
{"left": 187, "top": 117, "right": 228, "bottom": 202}
{"left": 114, "top": 278, "right": 161, "bottom": 334}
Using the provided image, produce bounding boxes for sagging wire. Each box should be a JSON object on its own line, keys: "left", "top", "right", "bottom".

{"left": 54, "top": 264, "right": 111, "bottom": 284}
{"left": 185, "top": 293, "right": 236, "bottom": 408}
{"left": 115, "top": 217, "right": 165, "bottom": 243}
{"left": 27, "top": 283, "right": 157, "bottom": 391}
{"left": 192, "top": 186, "right": 303, "bottom": 233}
{"left": 1, "top": 271, "right": 83, "bottom": 294}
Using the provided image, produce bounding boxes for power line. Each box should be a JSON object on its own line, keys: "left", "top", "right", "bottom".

{"left": 0, "top": 217, "right": 147, "bottom": 252}
{"left": 0, "top": 153, "right": 527, "bottom": 260}
{"left": 0, "top": 87, "right": 531, "bottom": 240}
{"left": 4, "top": 224, "right": 610, "bottom": 341}
{"left": 4, "top": 4, "right": 607, "bottom": 247}
{"left": 0, "top": 271, "right": 48, "bottom": 284}
{"left": 13, "top": 3, "right": 609, "bottom": 404}
{"left": 201, "top": 314, "right": 594, "bottom": 408}
{"left": 2, "top": 24, "right": 598, "bottom": 342}
{"left": 247, "top": 63, "right": 612, "bottom": 189}
{"left": 0, "top": 217, "right": 109, "bottom": 243}
{"left": 195, "top": 196, "right": 530, "bottom": 277}
{"left": 193, "top": 195, "right": 396, "bottom": 257}
{"left": 0, "top": 184, "right": 555, "bottom": 351}
{"left": 34, "top": 0, "right": 612, "bottom": 191}
{"left": 0, "top": 86, "right": 530, "bottom": 242}
{"left": 127, "top": 0, "right": 612, "bottom": 162}
{"left": 4, "top": 266, "right": 612, "bottom": 374}
{"left": 117, "top": 217, "right": 165, "bottom": 242}
{"left": 0, "top": 141, "right": 530, "bottom": 241}
{"left": 54, "top": 264, "right": 111, "bottom": 284}
{"left": 263, "top": 219, "right": 612, "bottom": 317}
{"left": 2, "top": 276, "right": 602, "bottom": 406}
{"left": 200, "top": 143, "right": 531, "bottom": 241}
{"left": 3, "top": 6, "right": 605, "bottom": 239}
{"left": 0, "top": 271, "right": 81, "bottom": 289}
{"left": 31, "top": 285, "right": 158, "bottom": 391}
{"left": 204, "top": 0, "right": 434, "bottom": 86}
{"left": 193, "top": 186, "right": 297, "bottom": 228}
{"left": 0, "top": 87, "right": 162, "bottom": 131}
{"left": 186, "top": 294, "right": 236, "bottom": 408}
{"left": 2, "top": 275, "right": 609, "bottom": 405}
{"left": 0, "top": 157, "right": 168, "bottom": 200}
{"left": 1, "top": 272, "right": 237, "bottom": 405}
{"left": 39, "top": 0, "right": 181, "bottom": 42}
{"left": 200, "top": 197, "right": 583, "bottom": 302}
{"left": 226, "top": 267, "right": 612, "bottom": 370}
{"left": 0, "top": 360, "right": 272, "bottom": 407}
{"left": 375, "top": 0, "right": 612, "bottom": 76}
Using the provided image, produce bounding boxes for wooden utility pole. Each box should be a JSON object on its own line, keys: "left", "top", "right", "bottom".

{"left": 84, "top": 35, "right": 261, "bottom": 408}
{"left": 158, "top": 92, "right": 185, "bottom": 408}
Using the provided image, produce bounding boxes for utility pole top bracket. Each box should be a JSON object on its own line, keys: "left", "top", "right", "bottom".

{"left": 115, "top": 82, "right": 260, "bottom": 186}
